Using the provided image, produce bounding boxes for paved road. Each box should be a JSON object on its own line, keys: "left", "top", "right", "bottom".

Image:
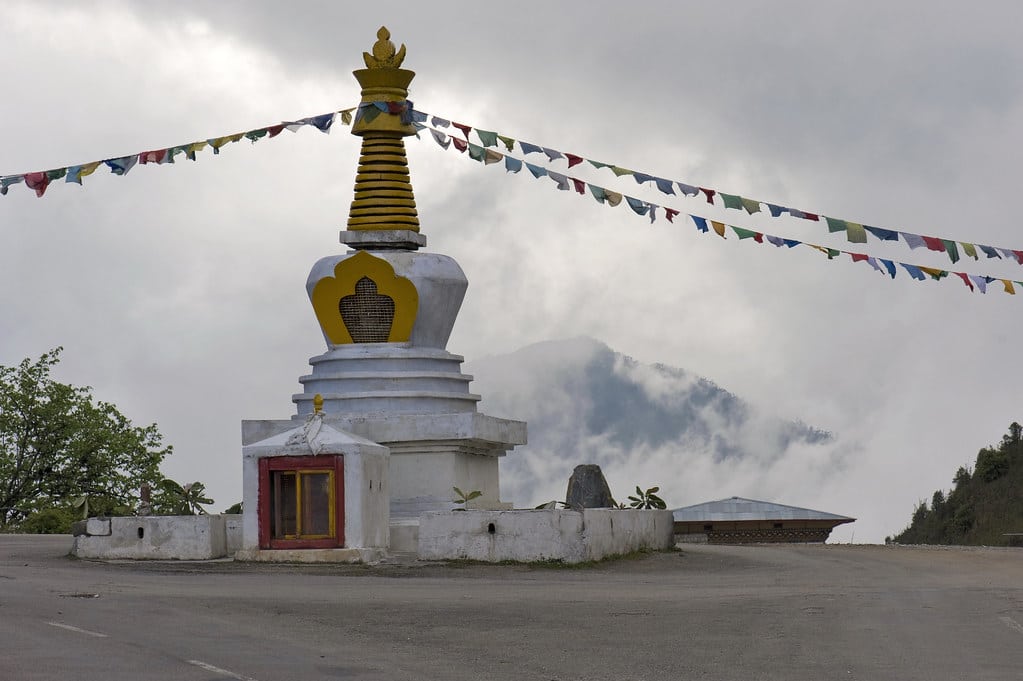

{"left": 1, "top": 535, "right": 1021, "bottom": 680}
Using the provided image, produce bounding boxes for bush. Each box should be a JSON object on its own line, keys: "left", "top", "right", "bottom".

{"left": 17, "top": 507, "right": 75, "bottom": 534}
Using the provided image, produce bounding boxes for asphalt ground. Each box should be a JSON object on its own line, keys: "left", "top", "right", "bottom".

{"left": 1, "top": 535, "right": 1021, "bottom": 680}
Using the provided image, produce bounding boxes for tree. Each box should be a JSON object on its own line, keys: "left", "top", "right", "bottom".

{"left": 155, "top": 479, "right": 214, "bottom": 515}
{"left": 0, "top": 348, "right": 170, "bottom": 529}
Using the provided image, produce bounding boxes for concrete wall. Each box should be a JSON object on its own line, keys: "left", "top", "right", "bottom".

{"left": 343, "top": 447, "right": 390, "bottom": 548}
{"left": 418, "top": 509, "right": 675, "bottom": 563}
{"left": 72, "top": 516, "right": 227, "bottom": 560}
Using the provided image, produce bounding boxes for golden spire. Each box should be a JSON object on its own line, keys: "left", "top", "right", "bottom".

{"left": 347, "top": 26, "right": 420, "bottom": 235}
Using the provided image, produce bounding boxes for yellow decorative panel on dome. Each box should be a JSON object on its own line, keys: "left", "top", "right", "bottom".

{"left": 310, "top": 251, "right": 418, "bottom": 345}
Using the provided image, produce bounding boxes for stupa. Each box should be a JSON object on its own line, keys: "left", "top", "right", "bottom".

{"left": 238, "top": 28, "right": 526, "bottom": 558}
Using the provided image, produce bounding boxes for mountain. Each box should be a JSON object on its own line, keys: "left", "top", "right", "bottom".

{"left": 890, "top": 422, "right": 1023, "bottom": 546}
{"left": 465, "top": 337, "right": 835, "bottom": 509}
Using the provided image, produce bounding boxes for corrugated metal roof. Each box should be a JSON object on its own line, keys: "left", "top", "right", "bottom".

{"left": 671, "top": 497, "right": 855, "bottom": 523}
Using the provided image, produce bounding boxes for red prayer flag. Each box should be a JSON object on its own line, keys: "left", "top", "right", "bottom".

{"left": 699, "top": 187, "right": 716, "bottom": 204}
{"left": 571, "top": 178, "right": 586, "bottom": 194}
{"left": 451, "top": 137, "right": 468, "bottom": 152}
{"left": 665, "top": 208, "right": 679, "bottom": 223}
{"left": 140, "top": 149, "right": 166, "bottom": 164}
{"left": 754, "top": 232, "right": 764, "bottom": 243}
{"left": 24, "top": 171, "right": 49, "bottom": 197}
{"left": 266, "top": 124, "right": 285, "bottom": 138}
{"left": 565, "top": 153, "right": 583, "bottom": 168}
{"left": 922, "top": 236, "right": 945, "bottom": 252}
{"left": 956, "top": 272, "right": 974, "bottom": 291}
{"left": 1013, "top": 250, "right": 1023, "bottom": 265}
{"left": 452, "top": 122, "right": 472, "bottom": 139}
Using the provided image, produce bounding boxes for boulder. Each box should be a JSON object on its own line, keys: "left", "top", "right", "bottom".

{"left": 565, "top": 464, "right": 615, "bottom": 509}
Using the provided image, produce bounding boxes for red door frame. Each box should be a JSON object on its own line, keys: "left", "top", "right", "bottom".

{"left": 258, "top": 455, "right": 345, "bottom": 549}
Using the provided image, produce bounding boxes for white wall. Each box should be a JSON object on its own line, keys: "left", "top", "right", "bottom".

{"left": 418, "top": 509, "right": 674, "bottom": 563}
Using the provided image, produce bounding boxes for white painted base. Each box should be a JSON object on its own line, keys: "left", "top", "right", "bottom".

{"left": 234, "top": 548, "right": 386, "bottom": 563}
{"left": 72, "top": 516, "right": 227, "bottom": 560}
{"left": 389, "top": 519, "right": 420, "bottom": 553}
{"left": 418, "top": 509, "right": 675, "bottom": 563}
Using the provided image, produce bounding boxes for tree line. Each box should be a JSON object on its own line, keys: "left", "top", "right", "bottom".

{"left": 889, "top": 422, "right": 1023, "bottom": 545}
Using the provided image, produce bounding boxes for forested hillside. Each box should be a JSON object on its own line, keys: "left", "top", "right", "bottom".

{"left": 890, "top": 422, "right": 1023, "bottom": 546}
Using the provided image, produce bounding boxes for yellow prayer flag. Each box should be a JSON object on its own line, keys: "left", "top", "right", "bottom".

{"left": 77, "top": 161, "right": 101, "bottom": 178}
{"left": 846, "top": 222, "right": 867, "bottom": 243}
{"left": 604, "top": 190, "right": 623, "bottom": 207}
{"left": 1002, "top": 279, "right": 1016, "bottom": 295}
{"left": 711, "top": 221, "right": 726, "bottom": 238}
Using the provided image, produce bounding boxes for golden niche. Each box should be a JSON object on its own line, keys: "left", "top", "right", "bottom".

{"left": 311, "top": 251, "right": 418, "bottom": 345}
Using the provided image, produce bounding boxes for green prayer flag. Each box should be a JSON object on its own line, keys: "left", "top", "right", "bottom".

{"left": 588, "top": 185, "right": 607, "bottom": 203}
{"left": 45, "top": 168, "right": 67, "bottom": 181}
{"left": 497, "top": 135, "right": 515, "bottom": 151}
{"left": 961, "top": 242, "right": 978, "bottom": 260}
{"left": 245, "top": 129, "right": 268, "bottom": 142}
{"left": 611, "top": 166, "right": 634, "bottom": 177}
{"left": 825, "top": 217, "right": 847, "bottom": 233}
{"left": 846, "top": 222, "right": 867, "bottom": 243}
{"left": 720, "top": 193, "right": 743, "bottom": 210}
{"left": 589, "top": 160, "right": 613, "bottom": 170}
{"left": 467, "top": 143, "right": 485, "bottom": 162}
{"left": 941, "top": 239, "right": 960, "bottom": 264}
{"left": 476, "top": 129, "right": 498, "bottom": 147}
{"left": 341, "top": 110, "right": 353, "bottom": 125}
{"left": 827, "top": 248, "right": 840, "bottom": 259}
{"left": 740, "top": 197, "right": 762, "bottom": 214}
{"left": 732, "top": 226, "right": 758, "bottom": 240}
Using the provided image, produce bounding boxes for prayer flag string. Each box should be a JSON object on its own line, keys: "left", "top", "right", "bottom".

{"left": 415, "top": 110, "right": 1023, "bottom": 271}
{"left": 0, "top": 107, "right": 360, "bottom": 198}
{"left": 415, "top": 118, "right": 1022, "bottom": 298}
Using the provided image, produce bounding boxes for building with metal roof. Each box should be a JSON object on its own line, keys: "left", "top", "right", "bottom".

{"left": 672, "top": 497, "right": 855, "bottom": 544}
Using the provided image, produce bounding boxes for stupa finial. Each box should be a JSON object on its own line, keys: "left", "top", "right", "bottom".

{"left": 344, "top": 27, "right": 422, "bottom": 246}
{"left": 363, "top": 26, "right": 407, "bottom": 69}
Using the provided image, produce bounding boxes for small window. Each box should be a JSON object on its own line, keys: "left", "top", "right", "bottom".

{"left": 773, "top": 522, "right": 783, "bottom": 529}
{"left": 703, "top": 524, "right": 713, "bottom": 531}
{"left": 258, "top": 455, "right": 344, "bottom": 550}
{"left": 270, "top": 470, "right": 335, "bottom": 540}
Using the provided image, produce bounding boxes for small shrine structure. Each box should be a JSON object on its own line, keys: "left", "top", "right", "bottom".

{"left": 237, "top": 28, "right": 526, "bottom": 560}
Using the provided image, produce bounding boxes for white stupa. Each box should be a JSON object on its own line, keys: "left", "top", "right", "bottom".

{"left": 239, "top": 28, "right": 526, "bottom": 557}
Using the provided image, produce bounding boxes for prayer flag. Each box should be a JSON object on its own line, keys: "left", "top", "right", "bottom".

{"left": 825, "top": 216, "right": 847, "bottom": 233}
{"left": 740, "top": 198, "right": 761, "bottom": 214}
{"left": 864, "top": 226, "right": 899, "bottom": 241}
{"left": 846, "top": 222, "right": 867, "bottom": 243}
{"left": 677, "top": 183, "right": 699, "bottom": 196}
{"left": 691, "top": 215, "right": 709, "bottom": 232}
{"left": 654, "top": 178, "right": 675, "bottom": 195}
{"left": 497, "top": 135, "right": 515, "bottom": 151}
{"left": 526, "top": 162, "right": 547, "bottom": 178}
{"left": 711, "top": 220, "right": 726, "bottom": 238}
{"left": 941, "top": 240, "right": 960, "bottom": 263}
{"left": 476, "top": 129, "right": 498, "bottom": 147}
{"left": 625, "top": 196, "right": 648, "bottom": 215}
{"left": 604, "top": 190, "right": 623, "bottom": 207}
{"left": 571, "top": 178, "right": 586, "bottom": 194}
{"left": 24, "top": 171, "right": 50, "bottom": 197}
{"left": 548, "top": 171, "right": 569, "bottom": 190}
{"left": 902, "top": 233, "right": 926, "bottom": 249}
{"left": 700, "top": 188, "right": 716, "bottom": 204}
{"left": 665, "top": 208, "right": 679, "bottom": 223}
{"left": 504, "top": 156, "right": 522, "bottom": 173}
{"left": 720, "top": 193, "right": 742, "bottom": 210}
{"left": 484, "top": 149, "right": 503, "bottom": 165}
{"left": 519, "top": 141, "right": 543, "bottom": 155}
{"left": 565, "top": 153, "right": 583, "bottom": 168}
{"left": 542, "top": 147, "right": 564, "bottom": 162}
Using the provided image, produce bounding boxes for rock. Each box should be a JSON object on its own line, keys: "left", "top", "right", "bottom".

{"left": 565, "top": 464, "right": 615, "bottom": 509}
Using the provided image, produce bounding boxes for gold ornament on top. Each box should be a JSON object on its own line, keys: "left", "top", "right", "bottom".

{"left": 348, "top": 26, "right": 420, "bottom": 233}
{"left": 363, "top": 27, "right": 406, "bottom": 69}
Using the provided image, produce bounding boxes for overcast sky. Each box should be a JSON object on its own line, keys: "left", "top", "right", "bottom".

{"left": 2, "top": 2, "right": 1021, "bottom": 542}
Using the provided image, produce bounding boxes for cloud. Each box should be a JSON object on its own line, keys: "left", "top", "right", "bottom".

{"left": 1, "top": 1, "right": 1020, "bottom": 537}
